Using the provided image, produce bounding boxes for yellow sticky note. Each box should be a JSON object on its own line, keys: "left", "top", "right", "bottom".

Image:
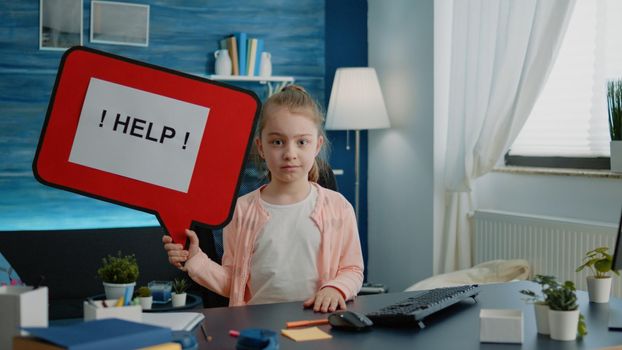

{"left": 281, "top": 326, "right": 333, "bottom": 342}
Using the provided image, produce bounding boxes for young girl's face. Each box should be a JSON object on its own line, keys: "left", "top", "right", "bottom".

{"left": 257, "top": 106, "right": 324, "bottom": 186}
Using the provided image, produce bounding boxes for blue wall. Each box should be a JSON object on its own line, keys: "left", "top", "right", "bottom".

{"left": 325, "top": 0, "right": 369, "bottom": 276}
{"left": 0, "top": 0, "right": 326, "bottom": 231}
{"left": 0, "top": 0, "right": 369, "bottom": 283}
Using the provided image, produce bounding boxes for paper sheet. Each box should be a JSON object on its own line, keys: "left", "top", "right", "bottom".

{"left": 281, "top": 326, "right": 332, "bottom": 342}
{"left": 141, "top": 312, "right": 205, "bottom": 332}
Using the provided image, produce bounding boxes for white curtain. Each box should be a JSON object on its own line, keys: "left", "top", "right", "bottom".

{"left": 438, "top": 0, "right": 576, "bottom": 272}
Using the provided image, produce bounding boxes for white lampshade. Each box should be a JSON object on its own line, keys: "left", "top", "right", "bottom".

{"left": 325, "top": 67, "right": 390, "bottom": 130}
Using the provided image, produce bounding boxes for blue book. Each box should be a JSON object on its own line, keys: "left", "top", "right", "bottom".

{"left": 234, "top": 32, "right": 247, "bottom": 77}
{"left": 22, "top": 318, "right": 172, "bottom": 350}
{"left": 254, "top": 39, "right": 264, "bottom": 76}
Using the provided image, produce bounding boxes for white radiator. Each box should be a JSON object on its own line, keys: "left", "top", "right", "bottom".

{"left": 473, "top": 210, "right": 621, "bottom": 297}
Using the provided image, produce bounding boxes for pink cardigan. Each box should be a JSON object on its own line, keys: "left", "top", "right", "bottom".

{"left": 185, "top": 183, "right": 364, "bottom": 306}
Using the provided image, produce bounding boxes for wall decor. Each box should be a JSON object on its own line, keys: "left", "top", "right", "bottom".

{"left": 90, "top": 1, "right": 149, "bottom": 47}
{"left": 39, "top": 0, "right": 83, "bottom": 50}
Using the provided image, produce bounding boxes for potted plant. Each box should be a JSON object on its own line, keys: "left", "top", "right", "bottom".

{"left": 97, "top": 251, "right": 139, "bottom": 300}
{"left": 607, "top": 79, "right": 622, "bottom": 172}
{"left": 576, "top": 246, "right": 619, "bottom": 303}
{"left": 520, "top": 275, "right": 558, "bottom": 334}
{"left": 544, "top": 280, "right": 587, "bottom": 341}
{"left": 171, "top": 277, "right": 189, "bottom": 307}
{"left": 136, "top": 286, "right": 153, "bottom": 310}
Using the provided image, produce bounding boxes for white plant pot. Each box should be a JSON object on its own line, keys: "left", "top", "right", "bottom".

{"left": 587, "top": 276, "right": 612, "bottom": 303}
{"left": 139, "top": 296, "right": 153, "bottom": 310}
{"left": 611, "top": 141, "right": 622, "bottom": 172}
{"left": 548, "top": 309, "right": 579, "bottom": 341}
{"left": 534, "top": 302, "right": 550, "bottom": 335}
{"left": 103, "top": 282, "right": 135, "bottom": 300}
{"left": 171, "top": 292, "right": 187, "bottom": 307}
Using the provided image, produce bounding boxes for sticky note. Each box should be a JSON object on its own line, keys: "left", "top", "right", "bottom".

{"left": 280, "top": 327, "right": 332, "bottom": 342}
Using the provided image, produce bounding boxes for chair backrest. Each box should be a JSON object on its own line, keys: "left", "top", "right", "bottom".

{"left": 0, "top": 226, "right": 185, "bottom": 319}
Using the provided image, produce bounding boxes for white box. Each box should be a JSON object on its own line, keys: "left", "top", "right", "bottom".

{"left": 83, "top": 299, "right": 142, "bottom": 322}
{"left": 480, "top": 309, "right": 523, "bottom": 344}
{"left": 0, "top": 286, "right": 48, "bottom": 350}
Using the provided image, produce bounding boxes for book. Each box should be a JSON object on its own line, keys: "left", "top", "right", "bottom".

{"left": 13, "top": 337, "right": 181, "bottom": 350}
{"left": 225, "top": 35, "right": 239, "bottom": 75}
{"left": 141, "top": 312, "right": 205, "bottom": 332}
{"left": 254, "top": 38, "right": 264, "bottom": 76}
{"left": 234, "top": 32, "right": 247, "bottom": 77}
{"left": 247, "top": 38, "right": 258, "bottom": 76}
{"left": 20, "top": 318, "right": 172, "bottom": 350}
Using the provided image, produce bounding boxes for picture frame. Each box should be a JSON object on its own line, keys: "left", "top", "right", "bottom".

{"left": 90, "top": 1, "right": 150, "bottom": 47}
{"left": 39, "top": 0, "right": 83, "bottom": 50}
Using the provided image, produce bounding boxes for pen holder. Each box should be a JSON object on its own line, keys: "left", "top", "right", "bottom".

{"left": 83, "top": 299, "right": 142, "bottom": 322}
{"left": 0, "top": 286, "right": 48, "bottom": 350}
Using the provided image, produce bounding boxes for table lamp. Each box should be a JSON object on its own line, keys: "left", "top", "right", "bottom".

{"left": 325, "top": 67, "right": 390, "bottom": 218}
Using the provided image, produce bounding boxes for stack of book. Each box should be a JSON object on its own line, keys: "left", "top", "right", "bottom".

{"left": 13, "top": 318, "right": 179, "bottom": 350}
{"left": 219, "top": 33, "right": 264, "bottom": 76}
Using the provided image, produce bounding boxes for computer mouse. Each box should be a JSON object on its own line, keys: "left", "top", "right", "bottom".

{"left": 328, "top": 310, "right": 374, "bottom": 331}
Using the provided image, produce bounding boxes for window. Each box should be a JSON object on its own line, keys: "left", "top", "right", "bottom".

{"left": 507, "top": 0, "right": 622, "bottom": 169}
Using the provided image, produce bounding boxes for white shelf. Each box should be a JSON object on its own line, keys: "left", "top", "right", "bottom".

{"left": 208, "top": 75, "right": 295, "bottom": 96}
{"left": 208, "top": 75, "right": 294, "bottom": 83}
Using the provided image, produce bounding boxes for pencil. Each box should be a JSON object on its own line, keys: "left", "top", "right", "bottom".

{"left": 286, "top": 319, "right": 329, "bottom": 328}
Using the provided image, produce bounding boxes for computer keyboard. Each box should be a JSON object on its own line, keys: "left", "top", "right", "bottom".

{"left": 366, "top": 284, "right": 480, "bottom": 328}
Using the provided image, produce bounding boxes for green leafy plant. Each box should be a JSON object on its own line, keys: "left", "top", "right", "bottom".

{"left": 137, "top": 286, "right": 151, "bottom": 298}
{"left": 96, "top": 251, "right": 139, "bottom": 284}
{"left": 607, "top": 79, "right": 622, "bottom": 141}
{"left": 576, "top": 246, "right": 620, "bottom": 279}
{"left": 520, "top": 275, "right": 587, "bottom": 337}
{"left": 172, "top": 277, "right": 189, "bottom": 294}
{"left": 544, "top": 280, "right": 587, "bottom": 337}
{"left": 546, "top": 280, "right": 578, "bottom": 311}
{"left": 519, "top": 274, "right": 558, "bottom": 305}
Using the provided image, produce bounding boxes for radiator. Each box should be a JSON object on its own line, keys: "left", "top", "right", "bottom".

{"left": 473, "top": 209, "right": 621, "bottom": 297}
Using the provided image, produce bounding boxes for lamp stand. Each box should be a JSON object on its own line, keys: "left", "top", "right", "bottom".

{"left": 354, "top": 129, "right": 360, "bottom": 219}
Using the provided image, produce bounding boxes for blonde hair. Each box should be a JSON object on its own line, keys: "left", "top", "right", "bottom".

{"left": 254, "top": 85, "right": 330, "bottom": 182}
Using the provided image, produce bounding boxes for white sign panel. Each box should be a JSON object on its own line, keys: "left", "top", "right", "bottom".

{"left": 69, "top": 78, "right": 209, "bottom": 193}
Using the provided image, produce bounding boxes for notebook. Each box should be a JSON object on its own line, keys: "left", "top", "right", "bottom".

{"left": 21, "top": 318, "right": 172, "bottom": 350}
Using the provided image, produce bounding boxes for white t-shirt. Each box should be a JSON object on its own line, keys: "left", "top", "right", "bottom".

{"left": 248, "top": 186, "right": 320, "bottom": 305}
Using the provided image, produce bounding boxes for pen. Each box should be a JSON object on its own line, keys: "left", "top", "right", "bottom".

{"left": 286, "top": 319, "right": 329, "bottom": 328}
{"left": 200, "top": 324, "right": 209, "bottom": 341}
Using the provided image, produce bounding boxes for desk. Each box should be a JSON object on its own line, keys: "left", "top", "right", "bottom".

{"left": 195, "top": 281, "right": 622, "bottom": 349}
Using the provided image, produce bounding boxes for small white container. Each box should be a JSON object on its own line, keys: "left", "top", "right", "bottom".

{"left": 0, "top": 286, "right": 48, "bottom": 350}
{"left": 214, "top": 49, "right": 232, "bottom": 76}
{"left": 548, "top": 309, "right": 579, "bottom": 341}
{"left": 171, "top": 292, "right": 187, "bottom": 307}
{"left": 480, "top": 309, "right": 523, "bottom": 344}
{"left": 587, "top": 276, "right": 612, "bottom": 303}
{"left": 83, "top": 299, "right": 142, "bottom": 322}
{"left": 534, "top": 302, "right": 550, "bottom": 334}
{"left": 139, "top": 296, "right": 153, "bottom": 310}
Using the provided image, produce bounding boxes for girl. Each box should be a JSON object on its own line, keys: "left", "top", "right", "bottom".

{"left": 163, "top": 85, "right": 363, "bottom": 313}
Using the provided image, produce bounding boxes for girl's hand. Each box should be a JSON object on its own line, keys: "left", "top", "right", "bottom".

{"left": 162, "top": 229, "right": 201, "bottom": 271}
{"left": 303, "top": 287, "right": 346, "bottom": 313}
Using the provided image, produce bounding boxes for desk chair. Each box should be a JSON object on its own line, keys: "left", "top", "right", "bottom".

{"left": 194, "top": 160, "right": 339, "bottom": 308}
{"left": 0, "top": 226, "right": 185, "bottom": 319}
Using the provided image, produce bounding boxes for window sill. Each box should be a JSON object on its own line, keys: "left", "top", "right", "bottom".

{"left": 493, "top": 166, "right": 622, "bottom": 179}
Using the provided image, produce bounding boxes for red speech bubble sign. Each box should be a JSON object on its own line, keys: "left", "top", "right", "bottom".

{"left": 33, "top": 47, "right": 260, "bottom": 244}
